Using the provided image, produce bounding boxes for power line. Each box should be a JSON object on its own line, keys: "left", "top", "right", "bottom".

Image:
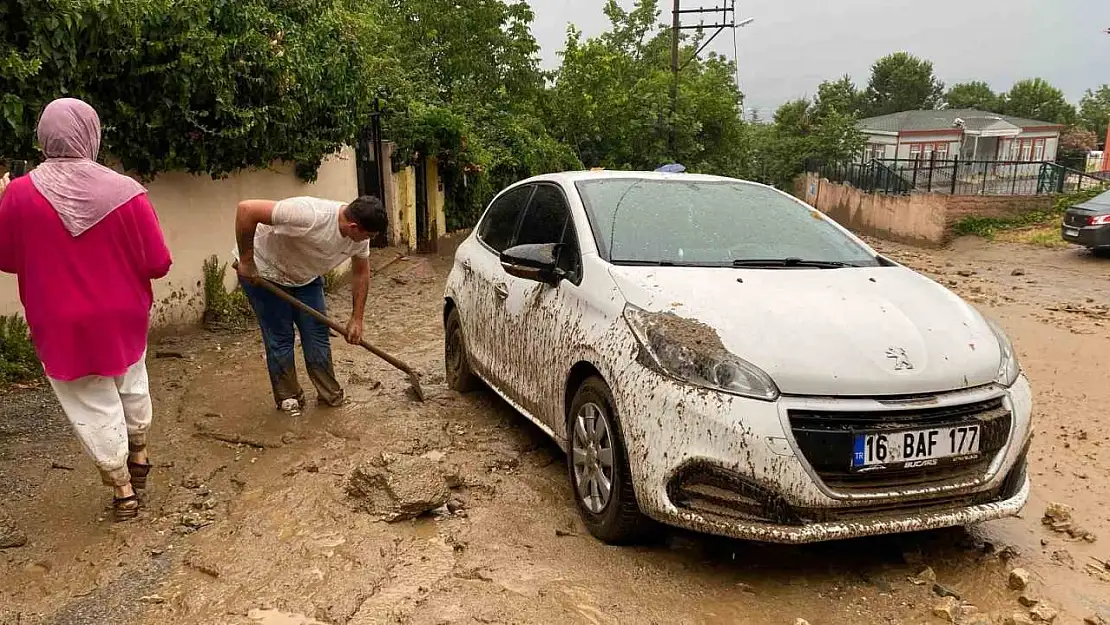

{"left": 669, "top": 1, "right": 753, "bottom": 158}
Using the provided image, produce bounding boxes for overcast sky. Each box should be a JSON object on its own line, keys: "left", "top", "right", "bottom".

{"left": 526, "top": 0, "right": 1110, "bottom": 118}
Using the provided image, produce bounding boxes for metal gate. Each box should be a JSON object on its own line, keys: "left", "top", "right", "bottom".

{"left": 355, "top": 98, "right": 387, "bottom": 248}
{"left": 414, "top": 156, "right": 430, "bottom": 252}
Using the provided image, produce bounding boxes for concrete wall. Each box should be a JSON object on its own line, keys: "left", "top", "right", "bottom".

{"left": 1, "top": 148, "right": 359, "bottom": 326}
{"left": 801, "top": 172, "right": 1057, "bottom": 246}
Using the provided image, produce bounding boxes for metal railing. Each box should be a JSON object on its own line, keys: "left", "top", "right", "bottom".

{"left": 811, "top": 156, "right": 1108, "bottom": 196}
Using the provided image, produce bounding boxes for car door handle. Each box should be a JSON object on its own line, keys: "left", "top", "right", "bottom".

{"left": 494, "top": 283, "right": 509, "bottom": 299}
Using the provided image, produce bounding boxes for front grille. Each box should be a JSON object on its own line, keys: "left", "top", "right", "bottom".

{"left": 667, "top": 452, "right": 1027, "bottom": 527}
{"left": 668, "top": 463, "right": 800, "bottom": 525}
{"left": 788, "top": 397, "right": 1012, "bottom": 493}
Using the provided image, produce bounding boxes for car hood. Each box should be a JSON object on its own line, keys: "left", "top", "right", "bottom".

{"left": 608, "top": 265, "right": 1003, "bottom": 396}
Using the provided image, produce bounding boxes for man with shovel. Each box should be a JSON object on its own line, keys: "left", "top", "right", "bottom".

{"left": 233, "top": 195, "right": 388, "bottom": 417}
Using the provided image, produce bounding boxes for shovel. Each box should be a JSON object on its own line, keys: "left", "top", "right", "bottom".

{"left": 247, "top": 274, "right": 425, "bottom": 401}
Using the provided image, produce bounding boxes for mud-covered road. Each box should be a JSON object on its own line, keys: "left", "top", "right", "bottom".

{"left": 2, "top": 235, "right": 1109, "bottom": 625}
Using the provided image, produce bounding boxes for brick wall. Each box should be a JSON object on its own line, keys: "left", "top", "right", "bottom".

{"left": 944, "top": 195, "right": 1055, "bottom": 228}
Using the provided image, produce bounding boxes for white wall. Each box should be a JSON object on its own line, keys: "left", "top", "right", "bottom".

{"left": 0, "top": 148, "right": 359, "bottom": 327}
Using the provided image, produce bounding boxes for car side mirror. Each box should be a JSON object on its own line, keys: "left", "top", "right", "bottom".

{"left": 500, "top": 243, "right": 565, "bottom": 285}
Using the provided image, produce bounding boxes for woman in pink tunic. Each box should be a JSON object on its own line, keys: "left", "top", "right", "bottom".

{"left": 0, "top": 98, "right": 172, "bottom": 520}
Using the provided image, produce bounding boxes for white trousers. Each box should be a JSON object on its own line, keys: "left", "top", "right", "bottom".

{"left": 48, "top": 354, "right": 153, "bottom": 487}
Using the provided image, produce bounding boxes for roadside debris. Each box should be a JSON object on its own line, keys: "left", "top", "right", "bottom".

{"left": 1085, "top": 614, "right": 1108, "bottom": 625}
{"left": 49, "top": 460, "right": 75, "bottom": 471}
{"left": 933, "top": 582, "right": 961, "bottom": 600}
{"left": 1018, "top": 593, "right": 1039, "bottom": 607}
{"left": 1005, "top": 615, "right": 1036, "bottom": 625}
{"left": 0, "top": 515, "right": 27, "bottom": 549}
{"left": 933, "top": 597, "right": 960, "bottom": 622}
{"left": 1030, "top": 603, "right": 1058, "bottom": 623}
{"left": 138, "top": 595, "right": 166, "bottom": 605}
{"left": 1009, "top": 568, "right": 1030, "bottom": 590}
{"left": 346, "top": 453, "right": 450, "bottom": 522}
{"left": 1042, "top": 503, "right": 1097, "bottom": 542}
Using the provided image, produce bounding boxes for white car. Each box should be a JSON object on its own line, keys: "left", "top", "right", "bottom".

{"left": 442, "top": 170, "right": 1032, "bottom": 545}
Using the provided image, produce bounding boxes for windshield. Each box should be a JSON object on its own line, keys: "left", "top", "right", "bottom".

{"left": 574, "top": 178, "right": 881, "bottom": 267}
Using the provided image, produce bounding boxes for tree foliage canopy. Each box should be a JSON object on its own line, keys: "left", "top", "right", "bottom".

{"left": 944, "top": 81, "right": 1000, "bottom": 112}
{"left": 1079, "top": 85, "right": 1110, "bottom": 147}
{"left": 864, "top": 52, "right": 944, "bottom": 116}
{"left": 1001, "top": 78, "right": 1077, "bottom": 125}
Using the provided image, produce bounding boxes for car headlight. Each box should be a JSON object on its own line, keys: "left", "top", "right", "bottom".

{"left": 623, "top": 304, "right": 779, "bottom": 401}
{"left": 985, "top": 317, "right": 1021, "bottom": 387}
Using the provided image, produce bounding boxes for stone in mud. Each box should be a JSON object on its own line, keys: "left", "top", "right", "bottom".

{"left": 0, "top": 515, "right": 27, "bottom": 549}
{"left": 1030, "top": 604, "right": 1058, "bottom": 623}
{"left": 913, "top": 566, "right": 937, "bottom": 584}
{"left": 933, "top": 582, "right": 961, "bottom": 599}
{"left": 1009, "top": 568, "right": 1030, "bottom": 590}
{"left": 1012, "top": 268, "right": 1026, "bottom": 276}
{"left": 1018, "top": 593, "right": 1039, "bottom": 608}
{"left": 346, "top": 454, "right": 449, "bottom": 522}
{"left": 933, "top": 596, "right": 960, "bottom": 622}
{"left": 794, "top": 619, "right": 811, "bottom": 625}
{"left": 182, "top": 474, "right": 202, "bottom": 489}
{"left": 1005, "top": 615, "right": 1036, "bottom": 625}
{"left": 1084, "top": 614, "right": 1108, "bottom": 625}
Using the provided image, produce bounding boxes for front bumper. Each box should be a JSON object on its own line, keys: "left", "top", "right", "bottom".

{"left": 1061, "top": 223, "right": 1110, "bottom": 248}
{"left": 613, "top": 365, "right": 1033, "bottom": 544}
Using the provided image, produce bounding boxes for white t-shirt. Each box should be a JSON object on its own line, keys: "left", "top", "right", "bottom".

{"left": 232, "top": 196, "right": 370, "bottom": 287}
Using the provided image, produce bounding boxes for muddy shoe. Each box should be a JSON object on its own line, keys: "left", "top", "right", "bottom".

{"left": 128, "top": 459, "right": 152, "bottom": 490}
{"left": 113, "top": 494, "right": 140, "bottom": 522}
{"left": 280, "top": 398, "right": 303, "bottom": 418}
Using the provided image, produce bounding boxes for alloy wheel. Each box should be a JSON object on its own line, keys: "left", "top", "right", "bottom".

{"left": 571, "top": 402, "right": 616, "bottom": 514}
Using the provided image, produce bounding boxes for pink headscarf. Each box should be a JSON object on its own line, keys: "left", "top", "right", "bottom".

{"left": 29, "top": 98, "right": 146, "bottom": 237}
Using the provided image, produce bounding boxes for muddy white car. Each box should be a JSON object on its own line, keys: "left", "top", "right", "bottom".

{"left": 442, "top": 171, "right": 1032, "bottom": 545}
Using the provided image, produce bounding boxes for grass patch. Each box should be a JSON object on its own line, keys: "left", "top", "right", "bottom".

{"left": 202, "top": 255, "right": 254, "bottom": 330}
{"left": 995, "top": 225, "right": 1071, "bottom": 249}
{"left": 950, "top": 187, "right": 1106, "bottom": 239}
{"left": 0, "top": 314, "right": 41, "bottom": 386}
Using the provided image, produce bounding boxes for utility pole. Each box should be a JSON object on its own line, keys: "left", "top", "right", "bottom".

{"left": 669, "top": 1, "right": 748, "bottom": 160}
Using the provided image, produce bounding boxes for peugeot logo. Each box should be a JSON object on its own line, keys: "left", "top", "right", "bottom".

{"left": 885, "top": 347, "right": 914, "bottom": 371}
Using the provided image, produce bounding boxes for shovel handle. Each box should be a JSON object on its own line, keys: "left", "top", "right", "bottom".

{"left": 249, "top": 275, "right": 420, "bottom": 378}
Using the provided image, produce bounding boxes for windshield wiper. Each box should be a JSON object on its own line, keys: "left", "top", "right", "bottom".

{"left": 731, "top": 258, "right": 854, "bottom": 269}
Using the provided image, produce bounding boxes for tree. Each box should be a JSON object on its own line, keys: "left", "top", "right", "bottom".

{"left": 0, "top": 0, "right": 395, "bottom": 180}
{"left": 812, "top": 75, "right": 865, "bottom": 121}
{"left": 1001, "top": 78, "right": 1077, "bottom": 125}
{"left": 1079, "top": 85, "right": 1110, "bottom": 148}
{"left": 864, "top": 52, "right": 945, "bottom": 116}
{"left": 944, "top": 81, "right": 1000, "bottom": 111}
{"left": 546, "top": 0, "right": 746, "bottom": 175}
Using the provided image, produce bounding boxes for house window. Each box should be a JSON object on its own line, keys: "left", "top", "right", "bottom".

{"left": 1033, "top": 138, "right": 1046, "bottom": 161}
{"left": 1010, "top": 137, "right": 1047, "bottom": 162}
{"left": 863, "top": 143, "right": 885, "bottom": 162}
{"left": 907, "top": 142, "right": 950, "bottom": 162}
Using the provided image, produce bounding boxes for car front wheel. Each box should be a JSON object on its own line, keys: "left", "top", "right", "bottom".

{"left": 444, "top": 307, "right": 480, "bottom": 393}
{"left": 567, "top": 376, "right": 653, "bottom": 544}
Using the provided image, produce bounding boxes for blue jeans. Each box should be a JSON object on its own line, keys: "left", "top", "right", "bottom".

{"left": 239, "top": 276, "right": 344, "bottom": 408}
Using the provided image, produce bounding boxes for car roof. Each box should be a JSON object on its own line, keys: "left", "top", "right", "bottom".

{"left": 517, "top": 169, "right": 748, "bottom": 186}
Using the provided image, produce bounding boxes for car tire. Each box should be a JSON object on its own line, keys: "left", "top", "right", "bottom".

{"left": 567, "top": 376, "right": 654, "bottom": 544}
{"left": 444, "top": 307, "right": 480, "bottom": 393}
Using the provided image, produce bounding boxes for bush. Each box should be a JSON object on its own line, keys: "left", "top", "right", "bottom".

{"left": 202, "top": 256, "right": 254, "bottom": 330}
{"left": 0, "top": 314, "right": 41, "bottom": 385}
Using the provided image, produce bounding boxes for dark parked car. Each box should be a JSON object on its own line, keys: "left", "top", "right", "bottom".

{"left": 1062, "top": 189, "right": 1110, "bottom": 253}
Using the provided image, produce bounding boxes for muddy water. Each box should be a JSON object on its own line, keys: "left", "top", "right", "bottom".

{"left": 0, "top": 240, "right": 1108, "bottom": 625}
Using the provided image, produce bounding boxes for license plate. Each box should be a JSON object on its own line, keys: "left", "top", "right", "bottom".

{"left": 1064, "top": 227, "right": 1080, "bottom": 237}
{"left": 852, "top": 425, "right": 980, "bottom": 470}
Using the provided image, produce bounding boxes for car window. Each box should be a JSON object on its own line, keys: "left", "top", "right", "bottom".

{"left": 478, "top": 185, "right": 533, "bottom": 253}
{"left": 574, "top": 178, "right": 880, "bottom": 267}
{"left": 514, "top": 184, "right": 582, "bottom": 277}
{"left": 515, "top": 185, "right": 570, "bottom": 247}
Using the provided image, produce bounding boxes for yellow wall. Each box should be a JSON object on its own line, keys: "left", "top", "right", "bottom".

{"left": 0, "top": 147, "right": 359, "bottom": 327}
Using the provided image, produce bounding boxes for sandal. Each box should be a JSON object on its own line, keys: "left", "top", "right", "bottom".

{"left": 128, "top": 445, "right": 152, "bottom": 490}
{"left": 113, "top": 494, "right": 140, "bottom": 522}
